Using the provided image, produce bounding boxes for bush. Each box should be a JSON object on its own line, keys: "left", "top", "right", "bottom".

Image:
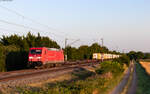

{"left": 0, "top": 45, "right": 28, "bottom": 72}
{"left": 96, "top": 61, "right": 124, "bottom": 76}
{"left": 0, "top": 46, "right": 6, "bottom": 72}
{"left": 113, "top": 54, "right": 130, "bottom": 66}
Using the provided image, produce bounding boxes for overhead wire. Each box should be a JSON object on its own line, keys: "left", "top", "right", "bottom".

{"left": 0, "top": 5, "right": 68, "bottom": 37}
{"left": 0, "top": 19, "right": 65, "bottom": 38}
{"left": 0, "top": 5, "right": 85, "bottom": 48}
{"left": 0, "top": 27, "right": 20, "bottom": 33}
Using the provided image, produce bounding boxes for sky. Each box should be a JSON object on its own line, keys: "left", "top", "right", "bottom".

{"left": 0, "top": 0, "right": 150, "bottom": 52}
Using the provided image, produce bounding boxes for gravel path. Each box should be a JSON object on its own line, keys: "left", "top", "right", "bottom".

{"left": 127, "top": 62, "right": 137, "bottom": 94}
{"left": 110, "top": 62, "right": 137, "bottom": 94}
{"left": 110, "top": 64, "right": 131, "bottom": 94}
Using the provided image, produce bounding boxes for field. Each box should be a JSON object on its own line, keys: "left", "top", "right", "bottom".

{"left": 139, "top": 61, "right": 150, "bottom": 75}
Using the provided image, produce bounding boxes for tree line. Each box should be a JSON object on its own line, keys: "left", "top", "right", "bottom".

{"left": 64, "top": 43, "right": 120, "bottom": 61}
{"left": 0, "top": 32, "right": 149, "bottom": 72}
{"left": 127, "top": 51, "right": 150, "bottom": 61}
{"left": 0, "top": 32, "right": 121, "bottom": 71}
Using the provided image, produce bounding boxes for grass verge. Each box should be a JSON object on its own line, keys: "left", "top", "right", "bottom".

{"left": 136, "top": 62, "right": 150, "bottom": 94}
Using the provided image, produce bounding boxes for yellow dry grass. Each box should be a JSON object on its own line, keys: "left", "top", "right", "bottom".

{"left": 29, "top": 65, "right": 98, "bottom": 87}
{"left": 140, "top": 62, "right": 150, "bottom": 75}
{"left": 29, "top": 74, "right": 72, "bottom": 87}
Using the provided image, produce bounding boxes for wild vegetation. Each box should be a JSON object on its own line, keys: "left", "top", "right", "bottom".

{"left": 14, "top": 58, "right": 128, "bottom": 94}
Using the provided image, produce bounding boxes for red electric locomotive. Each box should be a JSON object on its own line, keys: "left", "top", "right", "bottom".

{"left": 28, "top": 47, "right": 64, "bottom": 68}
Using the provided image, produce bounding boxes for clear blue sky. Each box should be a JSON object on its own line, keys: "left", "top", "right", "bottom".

{"left": 0, "top": 0, "right": 150, "bottom": 52}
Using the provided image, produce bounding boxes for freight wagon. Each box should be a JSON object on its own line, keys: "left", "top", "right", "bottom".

{"left": 92, "top": 53, "right": 120, "bottom": 60}
{"left": 28, "top": 47, "right": 64, "bottom": 68}
{"left": 93, "top": 53, "right": 102, "bottom": 59}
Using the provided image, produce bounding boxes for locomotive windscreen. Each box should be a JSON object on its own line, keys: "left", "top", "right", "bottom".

{"left": 30, "top": 49, "right": 42, "bottom": 54}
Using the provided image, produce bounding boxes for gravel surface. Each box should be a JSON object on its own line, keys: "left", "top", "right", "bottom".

{"left": 0, "top": 63, "right": 99, "bottom": 90}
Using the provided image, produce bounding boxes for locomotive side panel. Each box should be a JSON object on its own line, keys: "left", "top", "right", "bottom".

{"left": 28, "top": 47, "right": 64, "bottom": 68}
{"left": 42, "top": 48, "right": 64, "bottom": 64}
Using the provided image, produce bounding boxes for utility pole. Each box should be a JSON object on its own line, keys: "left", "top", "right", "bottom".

{"left": 65, "top": 38, "right": 68, "bottom": 48}
{"left": 64, "top": 38, "right": 80, "bottom": 61}
{"left": 116, "top": 46, "right": 119, "bottom": 53}
{"left": 101, "top": 38, "right": 104, "bottom": 62}
{"left": 65, "top": 38, "right": 68, "bottom": 61}
{"left": 122, "top": 49, "right": 125, "bottom": 54}
{"left": 101, "top": 38, "right": 103, "bottom": 47}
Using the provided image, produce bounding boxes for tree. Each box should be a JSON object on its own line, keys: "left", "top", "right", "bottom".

{"left": 127, "top": 51, "right": 137, "bottom": 60}
{"left": 144, "top": 53, "right": 150, "bottom": 59}
{"left": 136, "top": 51, "right": 144, "bottom": 59}
{"left": 127, "top": 51, "right": 144, "bottom": 60}
{"left": 78, "top": 45, "right": 90, "bottom": 59}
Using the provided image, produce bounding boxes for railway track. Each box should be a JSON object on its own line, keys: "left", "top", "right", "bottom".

{"left": 0, "top": 60, "right": 99, "bottom": 80}
{"left": 0, "top": 60, "right": 100, "bottom": 87}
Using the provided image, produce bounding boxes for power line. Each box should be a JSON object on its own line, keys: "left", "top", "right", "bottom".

{"left": 0, "top": 27, "right": 50, "bottom": 39}
{"left": 0, "top": 5, "right": 24, "bottom": 18}
{"left": 68, "top": 39, "right": 80, "bottom": 46}
{"left": 0, "top": 27, "right": 20, "bottom": 33}
{"left": 0, "top": 19, "right": 65, "bottom": 38}
{"left": 0, "top": 5, "right": 68, "bottom": 36}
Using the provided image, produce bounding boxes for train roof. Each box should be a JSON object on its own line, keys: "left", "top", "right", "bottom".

{"left": 47, "top": 48, "right": 61, "bottom": 51}
{"left": 30, "top": 47, "right": 62, "bottom": 51}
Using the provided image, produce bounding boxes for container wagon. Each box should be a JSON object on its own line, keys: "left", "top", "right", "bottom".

{"left": 92, "top": 53, "right": 120, "bottom": 60}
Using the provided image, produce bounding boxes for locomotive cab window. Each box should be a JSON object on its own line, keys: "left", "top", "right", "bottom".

{"left": 30, "top": 49, "right": 42, "bottom": 54}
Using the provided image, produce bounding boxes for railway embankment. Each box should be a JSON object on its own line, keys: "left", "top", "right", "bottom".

{"left": 0, "top": 63, "right": 99, "bottom": 94}
{"left": 0, "top": 61, "right": 128, "bottom": 94}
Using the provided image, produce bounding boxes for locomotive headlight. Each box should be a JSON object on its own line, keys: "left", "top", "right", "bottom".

{"left": 37, "top": 57, "right": 41, "bottom": 59}
{"left": 29, "top": 57, "right": 33, "bottom": 59}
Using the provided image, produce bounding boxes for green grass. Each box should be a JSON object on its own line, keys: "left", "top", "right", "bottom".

{"left": 14, "top": 61, "right": 125, "bottom": 94}
{"left": 136, "top": 62, "right": 150, "bottom": 94}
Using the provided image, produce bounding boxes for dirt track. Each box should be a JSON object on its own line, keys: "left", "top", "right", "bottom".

{"left": 110, "top": 61, "right": 137, "bottom": 94}
{"left": 127, "top": 62, "right": 137, "bottom": 94}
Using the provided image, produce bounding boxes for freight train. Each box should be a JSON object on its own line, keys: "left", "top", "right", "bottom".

{"left": 92, "top": 53, "right": 120, "bottom": 60}
{"left": 28, "top": 47, "right": 64, "bottom": 68}
{"left": 28, "top": 47, "right": 121, "bottom": 68}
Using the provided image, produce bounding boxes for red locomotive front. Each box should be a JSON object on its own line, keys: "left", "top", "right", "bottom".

{"left": 28, "top": 47, "right": 64, "bottom": 68}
